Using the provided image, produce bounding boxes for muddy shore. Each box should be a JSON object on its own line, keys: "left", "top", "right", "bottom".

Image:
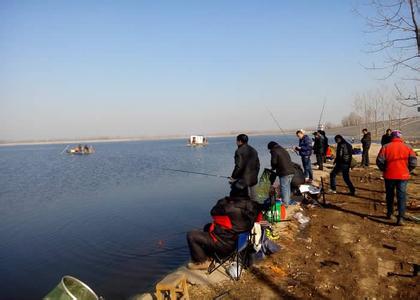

{"left": 134, "top": 145, "right": 419, "bottom": 300}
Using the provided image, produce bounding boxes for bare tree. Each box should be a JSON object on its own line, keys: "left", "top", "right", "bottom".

{"left": 360, "top": 0, "right": 420, "bottom": 79}
{"left": 341, "top": 112, "right": 363, "bottom": 127}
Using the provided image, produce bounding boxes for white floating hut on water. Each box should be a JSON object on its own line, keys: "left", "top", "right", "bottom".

{"left": 187, "top": 135, "right": 208, "bottom": 146}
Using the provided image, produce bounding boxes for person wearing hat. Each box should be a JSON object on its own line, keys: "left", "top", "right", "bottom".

{"left": 267, "top": 141, "right": 296, "bottom": 206}
{"left": 376, "top": 130, "right": 417, "bottom": 226}
{"left": 186, "top": 180, "right": 260, "bottom": 270}
{"left": 295, "top": 130, "right": 313, "bottom": 182}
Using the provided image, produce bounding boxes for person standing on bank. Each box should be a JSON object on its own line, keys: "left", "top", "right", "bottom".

{"left": 376, "top": 130, "right": 417, "bottom": 226}
{"left": 328, "top": 135, "right": 356, "bottom": 196}
{"left": 230, "top": 134, "right": 260, "bottom": 201}
{"left": 295, "top": 130, "right": 313, "bottom": 183}
{"left": 381, "top": 128, "right": 392, "bottom": 146}
{"left": 318, "top": 130, "right": 329, "bottom": 163}
{"left": 267, "top": 141, "right": 296, "bottom": 206}
{"left": 313, "top": 131, "right": 324, "bottom": 171}
{"left": 361, "top": 128, "right": 371, "bottom": 167}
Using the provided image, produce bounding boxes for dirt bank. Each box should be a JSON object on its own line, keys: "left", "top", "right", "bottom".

{"left": 189, "top": 166, "right": 420, "bottom": 300}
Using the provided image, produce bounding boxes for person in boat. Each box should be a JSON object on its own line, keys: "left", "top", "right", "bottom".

{"left": 381, "top": 128, "right": 392, "bottom": 146}
{"left": 295, "top": 130, "right": 313, "bottom": 183}
{"left": 76, "top": 144, "right": 83, "bottom": 153}
{"left": 376, "top": 130, "right": 417, "bottom": 226}
{"left": 83, "top": 145, "right": 89, "bottom": 153}
{"left": 328, "top": 135, "right": 356, "bottom": 196}
{"left": 267, "top": 141, "right": 295, "bottom": 206}
{"left": 230, "top": 134, "right": 260, "bottom": 201}
{"left": 186, "top": 180, "right": 260, "bottom": 270}
{"left": 313, "top": 131, "right": 324, "bottom": 171}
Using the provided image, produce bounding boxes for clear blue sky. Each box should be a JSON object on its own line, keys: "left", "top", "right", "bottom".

{"left": 0, "top": 0, "right": 383, "bottom": 141}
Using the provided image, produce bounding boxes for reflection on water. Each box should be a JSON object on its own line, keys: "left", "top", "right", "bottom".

{"left": 0, "top": 135, "right": 299, "bottom": 299}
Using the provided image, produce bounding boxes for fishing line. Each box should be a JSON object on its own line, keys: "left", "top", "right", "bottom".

{"left": 160, "top": 168, "right": 230, "bottom": 179}
{"left": 266, "top": 107, "right": 287, "bottom": 135}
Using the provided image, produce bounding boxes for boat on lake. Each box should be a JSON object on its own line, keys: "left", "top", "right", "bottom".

{"left": 187, "top": 135, "right": 208, "bottom": 147}
{"left": 65, "top": 144, "right": 95, "bottom": 155}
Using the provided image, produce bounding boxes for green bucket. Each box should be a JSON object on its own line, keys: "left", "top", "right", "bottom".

{"left": 43, "top": 276, "right": 99, "bottom": 300}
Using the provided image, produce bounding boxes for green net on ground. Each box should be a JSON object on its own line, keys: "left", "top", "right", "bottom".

{"left": 255, "top": 168, "right": 273, "bottom": 204}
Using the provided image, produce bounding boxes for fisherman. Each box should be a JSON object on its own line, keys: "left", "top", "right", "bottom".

{"left": 313, "top": 131, "right": 324, "bottom": 171}
{"left": 230, "top": 134, "right": 260, "bottom": 201}
{"left": 381, "top": 128, "right": 392, "bottom": 146}
{"left": 318, "top": 130, "right": 329, "bottom": 163}
{"left": 376, "top": 130, "right": 417, "bottom": 226}
{"left": 328, "top": 135, "right": 356, "bottom": 196}
{"left": 361, "top": 128, "right": 371, "bottom": 167}
{"left": 295, "top": 130, "right": 313, "bottom": 183}
{"left": 83, "top": 145, "right": 89, "bottom": 153}
{"left": 186, "top": 180, "right": 259, "bottom": 270}
{"left": 267, "top": 141, "right": 296, "bottom": 206}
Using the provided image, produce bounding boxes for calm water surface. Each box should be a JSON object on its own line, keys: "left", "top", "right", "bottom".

{"left": 0, "top": 135, "right": 299, "bottom": 299}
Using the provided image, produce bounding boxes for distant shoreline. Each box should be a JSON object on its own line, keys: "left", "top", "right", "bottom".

{"left": 0, "top": 130, "right": 289, "bottom": 147}
{"left": 2, "top": 117, "right": 419, "bottom": 147}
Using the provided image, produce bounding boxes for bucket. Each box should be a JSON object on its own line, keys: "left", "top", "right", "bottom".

{"left": 265, "top": 201, "right": 287, "bottom": 223}
{"left": 43, "top": 276, "right": 99, "bottom": 300}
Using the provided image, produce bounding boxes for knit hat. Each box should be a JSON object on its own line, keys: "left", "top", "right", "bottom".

{"left": 391, "top": 130, "right": 402, "bottom": 138}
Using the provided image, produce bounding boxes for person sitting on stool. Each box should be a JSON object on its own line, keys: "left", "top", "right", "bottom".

{"left": 186, "top": 180, "right": 259, "bottom": 270}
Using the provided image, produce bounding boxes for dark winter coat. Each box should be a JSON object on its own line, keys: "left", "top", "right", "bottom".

{"left": 291, "top": 163, "right": 305, "bottom": 189}
{"left": 361, "top": 132, "right": 371, "bottom": 150}
{"left": 313, "top": 136, "right": 324, "bottom": 155}
{"left": 270, "top": 145, "right": 295, "bottom": 178}
{"left": 209, "top": 196, "right": 259, "bottom": 246}
{"left": 381, "top": 134, "right": 392, "bottom": 146}
{"left": 232, "top": 144, "right": 260, "bottom": 187}
{"left": 321, "top": 133, "right": 329, "bottom": 155}
{"left": 335, "top": 139, "right": 353, "bottom": 165}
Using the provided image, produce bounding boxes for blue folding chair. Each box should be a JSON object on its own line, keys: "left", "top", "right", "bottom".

{"left": 207, "top": 232, "right": 251, "bottom": 280}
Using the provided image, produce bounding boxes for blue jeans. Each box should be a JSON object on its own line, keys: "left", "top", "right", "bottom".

{"left": 279, "top": 174, "right": 294, "bottom": 206}
{"left": 330, "top": 164, "right": 355, "bottom": 193}
{"left": 385, "top": 179, "right": 408, "bottom": 218}
{"left": 301, "top": 156, "right": 313, "bottom": 180}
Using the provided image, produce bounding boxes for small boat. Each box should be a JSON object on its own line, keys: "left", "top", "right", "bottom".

{"left": 187, "top": 135, "right": 208, "bottom": 147}
{"left": 65, "top": 144, "right": 95, "bottom": 155}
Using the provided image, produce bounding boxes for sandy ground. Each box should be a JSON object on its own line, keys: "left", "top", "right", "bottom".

{"left": 188, "top": 166, "right": 420, "bottom": 300}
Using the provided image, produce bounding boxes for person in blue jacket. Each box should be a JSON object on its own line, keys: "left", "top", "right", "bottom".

{"left": 295, "top": 130, "right": 313, "bottom": 183}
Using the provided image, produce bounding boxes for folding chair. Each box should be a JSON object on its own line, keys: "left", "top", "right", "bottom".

{"left": 207, "top": 232, "right": 251, "bottom": 280}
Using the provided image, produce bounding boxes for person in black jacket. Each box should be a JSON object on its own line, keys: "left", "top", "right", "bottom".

{"left": 381, "top": 128, "right": 392, "bottom": 146}
{"left": 267, "top": 141, "right": 295, "bottom": 206}
{"left": 361, "top": 128, "right": 371, "bottom": 167}
{"left": 318, "top": 130, "right": 329, "bottom": 163}
{"left": 328, "top": 135, "right": 356, "bottom": 195}
{"left": 313, "top": 132, "right": 324, "bottom": 170}
{"left": 231, "top": 134, "right": 260, "bottom": 201}
{"left": 186, "top": 180, "right": 259, "bottom": 270}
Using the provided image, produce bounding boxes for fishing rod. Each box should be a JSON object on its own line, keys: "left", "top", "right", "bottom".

{"left": 317, "top": 98, "right": 327, "bottom": 129}
{"left": 266, "top": 107, "right": 287, "bottom": 135}
{"left": 161, "top": 168, "right": 230, "bottom": 179}
{"left": 60, "top": 145, "right": 69, "bottom": 154}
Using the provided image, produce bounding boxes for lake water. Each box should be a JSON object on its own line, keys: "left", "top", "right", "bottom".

{"left": 0, "top": 135, "right": 300, "bottom": 299}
